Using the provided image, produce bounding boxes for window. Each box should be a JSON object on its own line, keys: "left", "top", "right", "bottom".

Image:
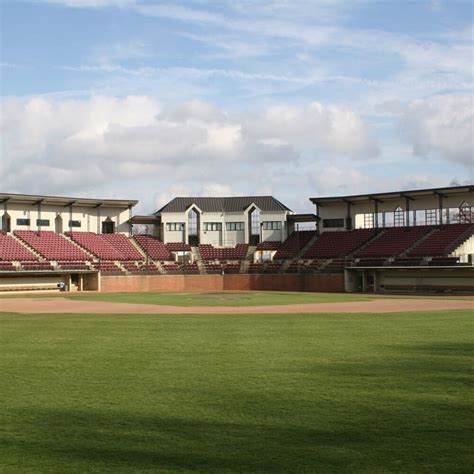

{"left": 166, "top": 223, "right": 185, "bottom": 231}
{"left": 394, "top": 207, "right": 405, "bottom": 227}
{"left": 323, "top": 218, "right": 344, "bottom": 228}
{"left": 425, "top": 209, "right": 438, "bottom": 225}
{"left": 16, "top": 218, "right": 30, "bottom": 226}
{"left": 364, "top": 213, "right": 374, "bottom": 228}
{"left": 226, "top": 222, "right": 245, "bottom": 231}
{"left": 203, "top": 222, "right": 222, "bottom": 231}
{"left": 36, "top": 219, "right": 50, "bottom": 227}
{"left": 262, "top": 221, "right": 282, "bottom": 230}
{"left": 69, "top": 220, "right": 81, "bottom": 228}
{"left": 459, "top": 201, "right": 472, "bottom": 223}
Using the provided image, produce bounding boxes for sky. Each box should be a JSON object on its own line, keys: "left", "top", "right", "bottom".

{"left": 0, "top": 0, "right": 473, "bottom": 214}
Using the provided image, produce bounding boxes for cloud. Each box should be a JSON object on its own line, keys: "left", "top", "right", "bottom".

{"left": 41, "top": 0, "right": 136, "bottom": 8}
{"left": 1, "top": 95, "right": 379, "bottom": 209}
{"left": 400, "top": 94, "right": 473, "bottom": 166}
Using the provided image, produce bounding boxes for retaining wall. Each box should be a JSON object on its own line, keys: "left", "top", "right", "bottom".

{"left": 101, "top": 274, "right": 345, "bottom": 293}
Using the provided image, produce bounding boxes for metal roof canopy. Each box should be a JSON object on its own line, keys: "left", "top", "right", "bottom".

{"left": 287, "top": 213, "right": 319, "bottom": 222}
{"left": 0, "top": 192, "right": 138, "bottom": 208}
{"left": 129, "top": 215, "right": 161, "bottom": 225}
{"left": 310, "top": 185, "right": 473, "bottom": 205}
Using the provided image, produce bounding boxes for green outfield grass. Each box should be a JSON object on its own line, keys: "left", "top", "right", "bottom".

{"left": 1, "top": 310, "right": 472, "bottom": 473}
{"left": 65, "top": 290, "right": 373, "bottom": 306}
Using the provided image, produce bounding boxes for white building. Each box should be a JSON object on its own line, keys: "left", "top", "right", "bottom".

{"left": 0, "top": 192, "right": 138, "bottom": 235}
{"left": 132, "top": 196, "right": 315, "bottom": 246}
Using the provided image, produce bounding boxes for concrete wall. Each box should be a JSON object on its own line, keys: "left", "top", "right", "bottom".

{"left": 345, "top": 267, "right": 474, "bottom": 292}
{"left": 101, "top": 273, "right": 345, "bottom": 293}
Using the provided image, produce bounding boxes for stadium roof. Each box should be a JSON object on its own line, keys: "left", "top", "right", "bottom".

{"left": 157, "top": 196, "right": 292, "bottom": 214}
{"left": 310, "top": 184, "right": 473, "bottom": 205}
{"left": 0, "top": 192, "right": 138, "bottom": 208}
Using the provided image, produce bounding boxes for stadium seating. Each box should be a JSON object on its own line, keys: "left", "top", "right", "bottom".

{"left": 0, "top": 233, "right": 38, "bottom": 261}
{"left": 15, "top": 231, "right": 90, "bottom": 261}
{"left": 0, "top": 261, "right": 16, "bottom": 271}
{"left": 166, "top": 242, "right": 191, "bottom": 252}
{"left": 264, "top": 261, "right": 283, "bottom": 273}
{"left": 199, "top": 244, "right": 248, "bottom": 261}
{"left": 304, "top": 229, "right": 375, "bottom": 259}
{"left": 408, "top": 223, "right": 474, "bottom": 257}
{"left": 181, "top": 262, "right": 199, "bottom": 274}
{"left": 20, "top": 261, "right": 54, "bottom": 271}
{"left": 133, "top": 235, "right": 173, "bottom": 261}
{"left": 256, "top": 241, "right": 281, "bottom": 251}
{"left": 67, "top": 232, "right": 125, "bottom": 260}
{"left": 57, "top": 261, "right": 90, "bottom": 270}
{"left": 223, "top": 262, "right": 241, "bottom": 274}
{"left": 102, "top": 233, "right": 144, "bottom": 260}
{"left": 91, "top": 261, "right": 124, "bottom": 274}
{"left": 356, "top": 226, "right": 433, "bottom": 258}
{"left": 429, "top": 256, "right": 459, "bottom": 266}
{"left": 162, "top": 263, "right": 181, "bottom": 274}
{"left": 273, "top": 231, "right": 315, "bottom": 259}
{"left": 248, "top": 263, "right": 264, "bottom": 273}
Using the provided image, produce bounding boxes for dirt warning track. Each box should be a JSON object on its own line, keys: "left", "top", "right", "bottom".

{"left": 0, "top": 297, "right": 472, "bottom": 314}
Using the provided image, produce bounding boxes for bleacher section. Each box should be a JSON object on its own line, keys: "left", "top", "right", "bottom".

{"left": 15, "top": 231, "right": 90, "bottom": 261}
{"left": 133, "top": 235, "right": 172, "bottom": 261}
{"left": 408, "top": 223, "right": 474, "bottom": 257}
{"left": 304, "top": 229, "right": 375, "bottom": 259}
{"left": 102, "top": 233, "right": 144, "bottom": 260}
{"left": 166, "top": 242, "right": 191, "bottom": 252}
{"left": 0, "top": 232, "right": 38, "bottom": 261}
{"left": 199, "top": 244, "right": 248, "bottom": 261}
{"left": 273, "top": 231, "right": 315, "bottom": 259}
{"left": 356, "top": 226, "right": 433, "bottom": 258}
{"left": 68, "top": 232, "right": 127, "bottom": 260}
{"left": 0, "top": 223, "right": 471, "bottom": 280}
{"left": 256, "top": 241, "right": 281, "bottom": 251}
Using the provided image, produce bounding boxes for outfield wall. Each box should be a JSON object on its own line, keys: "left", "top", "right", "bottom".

{"left": 101, "top": 274, "right": 345, "bottom": 293}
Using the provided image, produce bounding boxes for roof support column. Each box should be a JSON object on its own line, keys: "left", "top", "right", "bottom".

{"left": 439, "top": 194, "right": 443, "bottom": 225}
{"left": 95, "top": 203, "right": 102, "bottom": 234}
{"left": 128, "top": 205, "right": 133, "bottom": 236}
{"left": 344, "top": 200, "right": 353, "bottom": 231}
{"left": 405, "top": 197, "right": 410, "bottom": 227}
{"left": 69, "top": 204, "right": 73, "bottom": 233}
{"left": 374, "top": 200, "right": 379, "bottom": 228}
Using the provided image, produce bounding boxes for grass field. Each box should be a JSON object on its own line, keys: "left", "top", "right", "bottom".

{"left": 1, "top": 309, "right": 472, "bottom": 473}
{"left": 66, "top": 291, "right": 374, "bottom": 306}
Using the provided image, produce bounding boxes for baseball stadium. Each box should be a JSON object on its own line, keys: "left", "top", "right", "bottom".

{"left": 1, "top": 184, "right": 473, "bottom": 472}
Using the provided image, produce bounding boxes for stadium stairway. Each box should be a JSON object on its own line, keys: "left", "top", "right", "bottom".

{"left": 398, "top": 227, "right": 438, "bottom": 257}
{"left": 191, "top": 246, "right": 206, "bottom": 274}
{"left": 128, "top": 237, "right": 147, "bottom": 259}
{"left": 347, "top": 229, "right": 385, "bottom": 259}
{"left": 9, "top": 233, "right": 44, "bottom": 261}
{"left": 61, "top": 233, "right": 96, "bottom": 259}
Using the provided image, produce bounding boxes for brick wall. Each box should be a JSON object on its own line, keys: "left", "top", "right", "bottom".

{"left": 101, "top": 274, "right": 345, "bottom": 293}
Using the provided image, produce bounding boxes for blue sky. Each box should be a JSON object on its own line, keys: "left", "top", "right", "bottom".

{"left": 1, "top": 0, "right": 472, "bottom": 213}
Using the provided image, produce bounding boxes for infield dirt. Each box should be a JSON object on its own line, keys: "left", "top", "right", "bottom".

{"left": 0, "top": 296, "right": 472, "bottom": 314}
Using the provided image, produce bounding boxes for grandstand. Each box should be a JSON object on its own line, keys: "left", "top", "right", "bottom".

{"left": 0, "top": 186, "right": 473, "bottom": 293}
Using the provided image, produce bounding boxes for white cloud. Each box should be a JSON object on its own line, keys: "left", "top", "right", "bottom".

{"left": 400, "top": 94, "right": 473, "bottom": 166}
{"left": 1, "top": 95, "right": 379, "bottom": 206}
{"left": 41, "top": 0, "right": 136, "bottom": 8}
{"left": 243, "top": 102, "right": 380, "bottom": 158}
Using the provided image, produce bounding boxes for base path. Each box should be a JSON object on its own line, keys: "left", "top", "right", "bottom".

{"left": 0, "top": 297, "right": 473, "bottom": 314}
